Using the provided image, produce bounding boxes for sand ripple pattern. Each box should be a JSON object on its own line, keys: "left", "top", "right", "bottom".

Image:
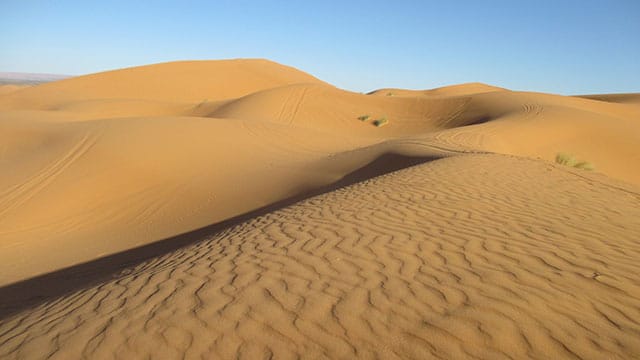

{"left": 1, "top": 154, "right": 640, "bottom": 359}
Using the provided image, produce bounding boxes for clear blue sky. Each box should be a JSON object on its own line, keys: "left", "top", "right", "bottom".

{"left": 1, "top": 0, "right": 639, "bottom": 94}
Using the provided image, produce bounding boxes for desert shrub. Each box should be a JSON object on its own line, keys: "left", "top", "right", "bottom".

{"left": 358, "top": 114, "right": 370, "bottom": 121}
{"left": 373, "top": 117, "right": 388, "bottom": 127}
{"left": 555, "top": 153, "right": 577, "bottom": 166}
{"left": 574, "top": 161, "right": 595, "bottom": 171}
{"left": 555, "top": 153, "right": 594, "bottom": 171}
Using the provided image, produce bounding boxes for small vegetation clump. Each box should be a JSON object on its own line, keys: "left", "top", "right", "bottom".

{"left": 555, "top": 153, "right": 594, "bottom": 171}
{"left": 357, "top": 113, "right": 388, "bottom": 127}
{"left": 573, "top": 161, "right": 595, "bottom": 171}
{"left": 555, "top": 153, "right": 577, "bottom": 166}
{"left": 386, "top": 92, "right": 394, "bottom": 96}
{"left": 373, "top": 117, "right": 388, "bottom": 127}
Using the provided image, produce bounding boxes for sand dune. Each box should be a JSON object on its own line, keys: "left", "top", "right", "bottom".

{"left": 576, "top": 93, "right": 640, "bottom": 105}
{"left": 422, "top": 90, "right": 640, "bottom": 184}
{"left": 369, "top": 82, "right": 506, "bottom": 97}
{"left": 2, "top": 155, "right": 640, "bottom": 359}
{"left": 1, "top": 59, "right": 639, "bottom": 359}
{"left": 0, "top": 59, "right": 324, "bottom": 111}
{"left": 0, "top": 85, "right": 30, "bottom": 96}
{"left": 208, "top": 83, "right": 477, "bottom": 135}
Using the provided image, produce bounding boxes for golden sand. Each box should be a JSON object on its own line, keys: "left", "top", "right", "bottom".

{"left": 1, "top": 60, "right": 639, "bottom": 359}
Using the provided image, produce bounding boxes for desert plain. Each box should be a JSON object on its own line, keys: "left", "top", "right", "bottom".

{"left": 0, "top": 59, "right": 639, "bottom": 359}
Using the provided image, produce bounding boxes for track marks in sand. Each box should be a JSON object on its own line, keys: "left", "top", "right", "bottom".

{"left": 2, "top": 154, "right": 640, "bottom": 359}
{"left": 0, "top": 130, "right": 101, "bottom": 220}
{"left": 275, "top": 85, "right": 309, "bottom": 126}
{"left": 426, "top": 101, "right": 545, "bottom": 154}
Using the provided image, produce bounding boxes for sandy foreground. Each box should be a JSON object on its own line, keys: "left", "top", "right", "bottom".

{"left": 1, "top": 59, "right": 639, "bottom": 359}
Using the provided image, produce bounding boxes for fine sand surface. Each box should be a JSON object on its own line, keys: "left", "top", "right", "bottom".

{"left": 0, "top": 85, "right": 30, "bottom": 96}
{"left": 1, "top": 59, "right": 640, "bottom": 359}
{"left": 2, "top": 155, "right": 640, "bottom": 359}
{"left": 576, "top": 93, "right": 640, "bottom": 105}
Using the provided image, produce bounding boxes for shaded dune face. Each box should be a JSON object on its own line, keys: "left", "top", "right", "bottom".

{"left": 1, "top": 59, "right": 640, "bottom": 359}
{"left": 1, "top": 155, "right": 640, "bottom": 359}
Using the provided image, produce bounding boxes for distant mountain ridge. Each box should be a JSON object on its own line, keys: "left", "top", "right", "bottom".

{"left": 0, "top": 72, "right": 71, "bottom": 85}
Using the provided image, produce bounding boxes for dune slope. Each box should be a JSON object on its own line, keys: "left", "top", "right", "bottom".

{"left": 1, "top": 154, "right": 639, "bottom": 359}
{"left": 0, "top": 85, "right": 30, "bottom": 96}
{"left": 575, "top": 93, "right": 640, "bottom": 105}
{"left": 1, "top": 60, "right": 639, "bottom": 285}
{"left": 1, "top": 60, "right": 640, "bottom": 285}
{"left": 0, "top": 59, "right": 325, "bottom": 110}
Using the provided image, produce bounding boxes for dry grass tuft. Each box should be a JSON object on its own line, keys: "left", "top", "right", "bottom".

{"left": 555, "top": 153, "right": 594, "bottom": 171}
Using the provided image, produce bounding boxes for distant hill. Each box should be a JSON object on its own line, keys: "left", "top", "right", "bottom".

{"left": 0, "top": 72, "right": 71, "bottom": 85}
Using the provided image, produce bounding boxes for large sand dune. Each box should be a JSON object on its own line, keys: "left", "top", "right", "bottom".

{"left": 2, "top": 155, "right": 640, "bottom": 359}
{"left": 1, "top": 59, "right": 639, "bottom": 359}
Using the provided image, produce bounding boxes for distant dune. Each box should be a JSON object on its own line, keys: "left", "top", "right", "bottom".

{"left": 575, "top": 93, "right": 640, "bottom": 105}
{"left": 1, "top": 59, "right": 639, "bottom": 359}
{"left": 0, "top": 72, "right": 70, "bottom": 85}
{"left": 0, "top": 72, "right": 70, "bottom": 96}
{"left": 368, "top": 82, "right": 506, "bottom": 97}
